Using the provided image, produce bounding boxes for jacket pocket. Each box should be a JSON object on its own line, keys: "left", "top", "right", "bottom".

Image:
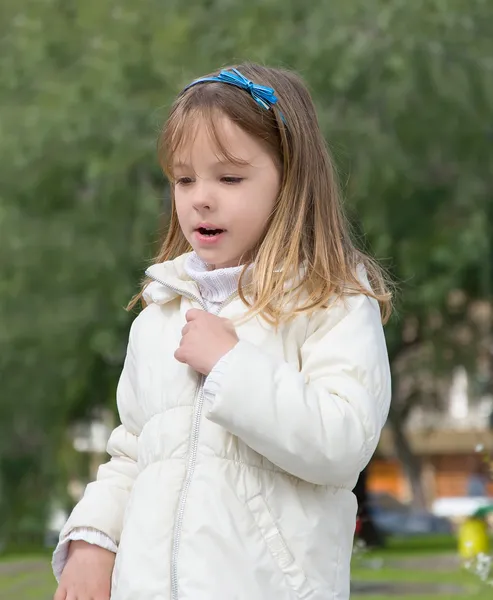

{"left": 245, "top": 493, "right": 314, "bottom": 599}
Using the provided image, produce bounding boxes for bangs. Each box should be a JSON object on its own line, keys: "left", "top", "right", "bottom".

{"left": 161, "top": 104, "right": 252, "bottom": 179}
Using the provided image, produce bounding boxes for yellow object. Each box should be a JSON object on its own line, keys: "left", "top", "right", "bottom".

{"left": 458, "top": 517, "right": 490, "bottom": 559}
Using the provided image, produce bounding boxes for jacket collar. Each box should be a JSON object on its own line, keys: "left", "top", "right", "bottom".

{"left": 143, "top": 252, "right": 309, "bottom": 308}
{"left": 143, "top": 254, "right": 369, "bottom": 309}
{"left": 144, "top": 253, "right": 203, "bottom": 306}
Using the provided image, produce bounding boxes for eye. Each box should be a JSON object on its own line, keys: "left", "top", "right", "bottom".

{"left": 175, "top": 177, "right": 194, "bottom": 186}
{"left": 220, "top": 176, "right": 244, "bottom": 185}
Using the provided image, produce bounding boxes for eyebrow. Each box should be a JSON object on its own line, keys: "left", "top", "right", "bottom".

{"left": 173, "top": 158, "right": 249, "bottom": 169}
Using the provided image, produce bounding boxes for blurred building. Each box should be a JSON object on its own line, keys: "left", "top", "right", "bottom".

{"left": 369, "top": 366, "right": 493, "bottom": 506}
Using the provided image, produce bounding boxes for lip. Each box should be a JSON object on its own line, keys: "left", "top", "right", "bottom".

{"left": 194, "top": 230, "right": 225, "bottom": 245}
{"left": 195, "top": 222, "right": 225, "bottom": 231}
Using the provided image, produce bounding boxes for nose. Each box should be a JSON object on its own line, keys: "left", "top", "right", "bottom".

{"left": 192, "top": 180, "right": 215, "bottom": 212}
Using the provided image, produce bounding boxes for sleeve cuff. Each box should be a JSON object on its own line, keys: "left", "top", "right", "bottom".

{"left": 203, "top": 346, "right": 237, "bottom": 411}
{"left": 52, "top": 527, "right": 117, "bottom": 581}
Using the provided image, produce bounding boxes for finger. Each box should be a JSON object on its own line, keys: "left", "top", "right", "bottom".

{"left": 54, "top": 583, "right": 70, "bottom": 600}
{"left": 185, "top": 308, "right": 204, "bottom": 322}
{"left": 174, "top": 348, "right": 186, "bottom": 363}
{"left": 53, "top": 587, "right": 66, "bottom": 600}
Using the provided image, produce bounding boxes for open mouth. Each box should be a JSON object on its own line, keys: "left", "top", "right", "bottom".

{"left": 197, "top": 227, "right": 224, "bottom": 237}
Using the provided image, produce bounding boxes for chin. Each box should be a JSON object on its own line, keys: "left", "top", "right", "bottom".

{"left": 194, "top": 249, "right": 241, "bottom": 269}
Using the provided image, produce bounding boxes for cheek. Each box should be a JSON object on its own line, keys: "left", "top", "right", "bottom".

{"left": 174, "top": 194, "right": 188, "bottom": 221}
{"left": 251, "top": 186, "right": 277, "bottom": 224}
{"left": 232, "top": 185, "right": 276, "bottom": 232}
{"left": 174, "top": 199, "right": 193, "bottom": 240}
{"left": 237, "top": 207, "right": 271, "bottom": 244}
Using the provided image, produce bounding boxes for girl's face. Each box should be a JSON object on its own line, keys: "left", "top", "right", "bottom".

{"left": 173, "top": 115, "right": 281, "bottom": 269}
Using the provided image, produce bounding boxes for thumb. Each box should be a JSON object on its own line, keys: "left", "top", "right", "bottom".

{"left": 186, "top": 308, "right": 205, "bottom": 322}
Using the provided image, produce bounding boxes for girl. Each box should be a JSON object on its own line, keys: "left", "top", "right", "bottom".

{"left": 53, "top": 63, "right": 392, "bottom": 600}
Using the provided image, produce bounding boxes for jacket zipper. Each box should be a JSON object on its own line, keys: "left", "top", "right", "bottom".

{"left": 145, "top": 271, "right": 237, "bottom": 600}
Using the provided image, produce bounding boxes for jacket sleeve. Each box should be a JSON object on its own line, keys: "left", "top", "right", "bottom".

{"left": 205, "top": 294, "right": 391, "bottom": 487}
{"left": 57, "top": 323, "right": 143, "bottom": 546}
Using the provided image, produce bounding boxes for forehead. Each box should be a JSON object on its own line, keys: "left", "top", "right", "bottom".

{"left": 172, "top": 111, "right": 265, "bottom": 169}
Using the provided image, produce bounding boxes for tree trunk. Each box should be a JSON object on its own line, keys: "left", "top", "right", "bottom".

{"left": 388, "top": 410, "right": 427, "bottom": 510}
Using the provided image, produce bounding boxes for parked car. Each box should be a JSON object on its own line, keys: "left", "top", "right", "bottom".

{"left": 432, "top": 496, "right": 493, "bottom": 529}
{"left": 368, "top": 492, "right": 453, "bottom": 536}
{"left": 432, "top": 496, "right": 492, "bottom": 520}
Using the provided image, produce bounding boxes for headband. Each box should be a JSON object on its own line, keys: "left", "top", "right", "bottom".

{"left": 184, "top": 68, "right": 285, "bottom": 122}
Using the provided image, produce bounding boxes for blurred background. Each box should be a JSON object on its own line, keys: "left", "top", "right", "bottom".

{"left": 0, "top": 0, "right": 492, "bottom": 598}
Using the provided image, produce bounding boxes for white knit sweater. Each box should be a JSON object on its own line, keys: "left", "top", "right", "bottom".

{"left": 52, "top": 252, "right": 244, "bottom": 579}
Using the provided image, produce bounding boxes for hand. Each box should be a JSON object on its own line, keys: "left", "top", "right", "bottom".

{"left": 54, "top": 540, "right": 115, "bottom": 600}
{"left": 175, "top": 309, "right": 239, "bottom": 375}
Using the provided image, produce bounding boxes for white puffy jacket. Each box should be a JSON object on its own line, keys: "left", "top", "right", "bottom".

{"left": 58, "top": 254, "right": 391, "bottom": 600}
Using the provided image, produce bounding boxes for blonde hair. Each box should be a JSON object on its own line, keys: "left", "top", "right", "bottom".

{"left": 129, "top": 63, "right": 392, "bottom": 324}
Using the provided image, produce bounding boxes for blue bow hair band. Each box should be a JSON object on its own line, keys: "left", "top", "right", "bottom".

{"left": 184, "top": 68, "right": 285, "bottom": 122}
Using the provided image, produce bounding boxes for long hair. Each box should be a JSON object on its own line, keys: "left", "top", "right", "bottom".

{"left": 128, "top": 63, "right": 392, "bottom": 324}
